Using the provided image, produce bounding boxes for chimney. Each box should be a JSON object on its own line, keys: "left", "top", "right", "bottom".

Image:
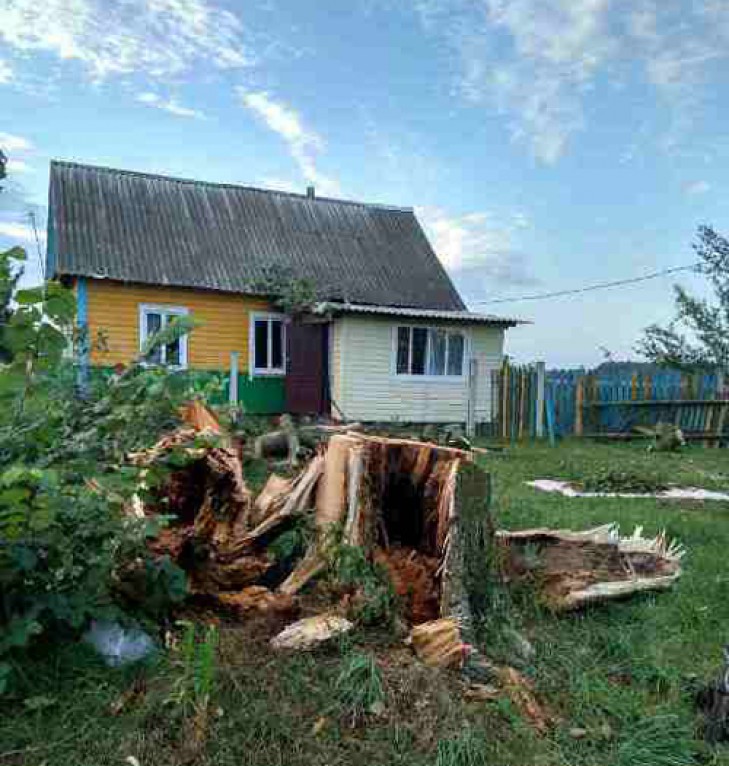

{"left": 306, "top": 185, "right": 315, "bottom": 199}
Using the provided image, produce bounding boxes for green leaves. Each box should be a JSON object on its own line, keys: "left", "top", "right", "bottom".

{"left": 140, "top": 314, "right": 200, "bottom": 361}
{"left": 638, "top": 226, "right": 729, "bottom": 370}
{"left": 0, "top": 266, "right": 200, "bottom": 694}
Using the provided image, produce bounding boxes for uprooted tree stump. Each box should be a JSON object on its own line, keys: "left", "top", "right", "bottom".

{"left": 278, "top": 433, "right": 494, "bottom": 626}
{"left": 136, "top": 404, "right": 684, "bottom": 688}
{"left": 137, "top": 414, "right": 496, "bottom": 633}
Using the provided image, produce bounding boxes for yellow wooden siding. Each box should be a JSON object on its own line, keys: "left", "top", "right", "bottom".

{"left": 85, "top": 279, "right": 272, "bottom": 370}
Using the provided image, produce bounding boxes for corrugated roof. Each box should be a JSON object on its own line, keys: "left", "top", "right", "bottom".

{"left": 48, "top": 161, "right": 466, "bottom": 311}
{"left": 315, "top": 302, "right": 524, "bottom": 326}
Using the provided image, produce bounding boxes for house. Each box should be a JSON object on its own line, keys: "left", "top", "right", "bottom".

{"left": 47, "top": 161, "right": 522, "bottom": 423}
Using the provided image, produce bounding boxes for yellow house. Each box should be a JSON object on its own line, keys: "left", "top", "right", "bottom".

{"left": 48, "top": 161, "right": 521, "bottom": 419}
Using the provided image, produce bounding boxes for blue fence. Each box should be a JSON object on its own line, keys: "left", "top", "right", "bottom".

{"left": 493, "top": 364, "right": 728, "bottom": 442}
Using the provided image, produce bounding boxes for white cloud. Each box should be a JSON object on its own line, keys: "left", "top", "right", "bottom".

{"left": 416, "top": 205, "right": 536, "bottom": 290}
{"left": 0, "top": 0, "right": 251, "bottom": 82}
{"left": 136, "top": 91, "right": 205, "bottom": 119}
{"left": 0, "top": 132, "right": 32, "bottom": 152}
{"left": 6, "top": 159, "right": 31, "bottom": 174}
{"left": 0, "top": 221, "right": 44, "bottom": 242}
{"left": 682, "top": 180, "right": 710, "bottom": 196}
{"left": 238, "top": 89, "right": 340, "bottom": 196}
{"left": 0, "top": 60, "right": 12, "bottom": 84}
{"left": 408, "top": 0, "right": 729, "bottom": 163}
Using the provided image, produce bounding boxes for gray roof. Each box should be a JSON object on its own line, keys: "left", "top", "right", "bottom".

{"left": 315, "top": 302, "right": 524, "bottom": 326}
{"left": 48, "top": 161, "right": 466, "bottom": 311}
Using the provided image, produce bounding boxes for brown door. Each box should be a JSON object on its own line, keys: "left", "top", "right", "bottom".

{"left": 285, "top": 320, "right": 329, "bottom": 416}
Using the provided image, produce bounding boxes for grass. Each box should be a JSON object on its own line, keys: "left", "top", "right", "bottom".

{"left": 335, "top": 651, "right": 386, "bottom": 725}
{"left": 2, "top": 440, "right": 729, "bottom": 765}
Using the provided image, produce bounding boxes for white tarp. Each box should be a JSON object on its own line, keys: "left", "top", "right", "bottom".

{"left": 528, "top": 479, "right": 729, "bottom": 501}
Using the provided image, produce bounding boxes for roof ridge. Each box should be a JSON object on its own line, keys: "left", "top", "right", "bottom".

{"left": 49, "top": 159, "right": 414, "bottom": 213}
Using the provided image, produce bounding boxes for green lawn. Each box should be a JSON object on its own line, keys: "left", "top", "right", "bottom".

{"left": 2, "top": 441, "right": 729, "bottom": 766}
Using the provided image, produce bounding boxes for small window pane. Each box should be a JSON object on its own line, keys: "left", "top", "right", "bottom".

{"left": 396, "top": 327, "right": 410, "bottom": 374}
{"left": 411, "top": 328, "right": 427, "bottom": 375}
{"left": 447, "top": 333, "right": 465, "bottom": 376}
{"left": 428, "top": 329, "right": 447, "bottom": 375}
{"left": 271, "top": 320, "right": 283, "bottom": 370}
{"left": 166, "top": 336, "right": 181, "bottom": 366}
{"left": 145, "top": 312, "right": 162, "bottom": 363}
{"left": 146, "top": 312, "right": 162, "bottom": 336}
{"left": 254, "top": 320, "right": 269, "bottom": 369}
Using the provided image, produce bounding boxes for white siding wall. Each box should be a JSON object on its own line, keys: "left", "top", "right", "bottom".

{"left": 329, "top": 316, "right": 504, "bottom": 423}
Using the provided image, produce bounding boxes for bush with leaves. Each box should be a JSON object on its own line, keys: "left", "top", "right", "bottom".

{"left": 334, "top": 544, "right": 396, "bottom": 626}
{"left": 0, "top": 255, "right": 205, "bottom": 691}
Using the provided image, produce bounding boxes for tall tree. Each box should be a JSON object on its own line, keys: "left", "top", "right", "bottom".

{"left": 637, "top": 226, "right": 729, "bottom": 371}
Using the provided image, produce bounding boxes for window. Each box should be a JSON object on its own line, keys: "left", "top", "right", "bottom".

{"left": 139, "top": 304, "right": 189, "bottom": 368}
{"left": 251, "top": 313, "right": 285, "bottom": 375}
{"left": 395, "top": 326, "right": 466, "bottom": 377}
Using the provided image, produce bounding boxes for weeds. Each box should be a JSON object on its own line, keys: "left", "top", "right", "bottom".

{"left": 615, "top": 713, "right": 698, "bottom": 766}
{"left": 336, "top": 651, "right": 386, "bottom": 725}
{"left": 334, "top": 544, "right": 397, "bottom": 626}
{"left": 435, "top": 727, "right": 489, "bottom": 766}
{"left": 166, "top": 621, "right": 219, "bottom": 758}
{"left": 168, "top": 621, "right": 218, "bottom": 716}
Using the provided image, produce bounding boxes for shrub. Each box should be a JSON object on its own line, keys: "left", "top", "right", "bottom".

{"left": 0, "top": 250, "right": 200, "bottom": 691}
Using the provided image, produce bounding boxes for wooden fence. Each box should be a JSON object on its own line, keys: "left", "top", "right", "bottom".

{"left": 491, "top": 363, "right": 729, "bottom": 444}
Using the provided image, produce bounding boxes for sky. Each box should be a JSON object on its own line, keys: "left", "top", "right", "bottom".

{"left": 1, "top": 0, "right": 727, "bottom": 368}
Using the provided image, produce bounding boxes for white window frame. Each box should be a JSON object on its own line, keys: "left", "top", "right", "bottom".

{"left": 392, "top": 325, "right": 469, "bottom": 381}
{"left": 249, "top": 311, "right": 286, "bottom": 377}
{"left": 138, "top": 303, "right": 190, "bottom": 369}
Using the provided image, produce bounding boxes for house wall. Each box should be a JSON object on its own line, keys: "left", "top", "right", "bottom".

{"left": 330, "top": 315, "right": 504, "bottom": 423}
{"left": 81, "top": 278, "right": 285, "bottom": 413}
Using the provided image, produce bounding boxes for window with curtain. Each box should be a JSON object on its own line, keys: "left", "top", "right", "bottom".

{"left": 395, "top": 326, "right": 466, "bottom": 377}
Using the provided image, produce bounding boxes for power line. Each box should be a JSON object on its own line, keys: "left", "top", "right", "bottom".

{"left": 471, "top": 263, "right": 701, "bottom": 305}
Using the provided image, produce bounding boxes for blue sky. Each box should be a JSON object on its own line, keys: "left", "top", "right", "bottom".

{"left": 1, "top": 0, "right": 727, "bottom": 367}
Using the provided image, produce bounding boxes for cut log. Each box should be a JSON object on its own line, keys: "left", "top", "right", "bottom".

{"left": 408, "top": 618, "right": 466, "bottom": 668}
{"left": 277, "top": 549, "right": 327, "bottom": 596}
{"left": 214, "top": 586, "right": 298, "bottom": 618}
{"left": 254, "top": 424, "right": 364, "bottom": 460}
{"left": 270, "top": 613, "right": 353, "bottom": 651}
